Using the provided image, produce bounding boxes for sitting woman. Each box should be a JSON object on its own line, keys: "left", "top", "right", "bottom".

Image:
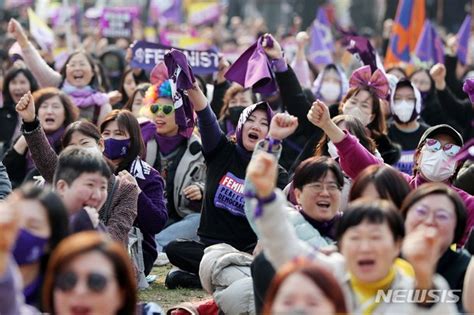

{"left": 246, "top": 152, "right": 457, "bottom": 314}
{"left": 246, "top": 154, "right": 345, "bottom": 313}
{"left": 139, "top": 65, "right": 206, "bottom": 255}
{"left": 3, "top": 88, "right": 79, "bottom": 188}
{"left": 263, "top": 258, "right": 347, "bottom": 315}
{"left": 9, "top": 19, "right": 112, "bottom": 125}
{"left": 15, "top": 92, "right": 139, "bottom": 246}
{"left": 308, "top": 99, "right": 474, "bottom": 245}
{"left": 164, "top": 51, "right": 290, "bottom": 288}
{"left": 100, "top": 110, "right": 168, "bottom": 275}
{"left": 1, "top": 184, "right": 69, "bottom": 309}
{"left": 401, "top": 183, "right": 471, "bottom": 311}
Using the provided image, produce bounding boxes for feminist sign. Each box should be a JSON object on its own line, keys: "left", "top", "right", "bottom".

{"left": 131, "top": 40, "right": 218, "bottom": 74}
{"left": 100, "top": 7, "right": 138, "bottom": 38}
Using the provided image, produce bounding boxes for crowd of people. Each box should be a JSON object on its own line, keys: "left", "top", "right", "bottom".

{"left": 0, "top": 2, "right": 474, "bottom": 315}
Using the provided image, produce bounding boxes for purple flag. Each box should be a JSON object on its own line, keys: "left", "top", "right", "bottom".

{"left": 413, "top": 20, "right": 445, "bottom": 66}
{"left": 309, "top": 8, "right": 334, "bottom": 65}
{"left": 457, "top": 15, "right": 471, "bottom": 65}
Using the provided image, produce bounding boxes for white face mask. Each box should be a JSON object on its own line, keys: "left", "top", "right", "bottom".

{"left": 342, "top": 106, "right": 371, "bottom": 126}
{"left": 392, "top": 100, "right": 415, "bottom": 123}
{"left": 319, "top": 82, "right": 340, "bottom": 103}
{"left": 419, "top": 149, "right": 456, "bottom": 182}
{"left": 327, "top": 141, "right": 338, "bottom": 159}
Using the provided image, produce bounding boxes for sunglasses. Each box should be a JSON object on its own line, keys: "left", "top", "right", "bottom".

{"left": 55, "top": 271, "right": 111, "bottom": 293}
{"left": 150, "top": 104, "right": 174, "bottom": 115}
{"left": 423, "top": 138, "right": 461, "bottom": 157}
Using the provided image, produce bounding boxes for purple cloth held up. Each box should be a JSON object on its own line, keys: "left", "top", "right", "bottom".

{"left": 164, "top": 49, "right": 195, "bottom": 90}
{"left": 163, "top": 50, "right": 196, "bottom": 138}
{"left": 225, "top": 36, "right": 278, "bottom": 94}
{"left": 463, "top": 78, "right": 474, "bottom": 103}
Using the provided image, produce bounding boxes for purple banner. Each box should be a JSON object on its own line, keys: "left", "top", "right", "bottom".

{"left": 213, "top": 172, "right": 245, "bottom": 217}
{"left": 100, "top": 7, "right": 138, "bottom": 38}
{"left": 130, "top": 40, "right": 218, "bottom": 74}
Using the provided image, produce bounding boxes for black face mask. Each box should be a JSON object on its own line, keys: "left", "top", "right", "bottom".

{"left": 228, "top": 106, "right": 246, "bottom": 125}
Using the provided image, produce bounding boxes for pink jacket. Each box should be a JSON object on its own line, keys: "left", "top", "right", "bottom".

{"left": 335, "top": 132, "right": 474, "bottom": 245}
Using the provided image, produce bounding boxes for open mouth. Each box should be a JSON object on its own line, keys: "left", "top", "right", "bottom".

{"left": 45, "top": 118, "right": 55, "bottom": 124}
{"left": 357, "top": 259, "right": 376, "bottom": 269}
{"left": 316, "top": 201, "right": 330, "bottom": 208}
{"left": 248, "top": 132, "right": 259, "bottom": 140}
{"left": 72, "top": 71, "right": 85, "bottom": 81}
{"left": 70, "top": 305, "right": 92, "bottom": 315}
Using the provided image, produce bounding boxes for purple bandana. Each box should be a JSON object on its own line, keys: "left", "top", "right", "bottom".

{"left": 155, "top": 133, "right": 186, "bottom": 155}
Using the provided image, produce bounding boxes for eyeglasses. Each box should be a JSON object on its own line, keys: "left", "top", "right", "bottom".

{"left": 55, "top": 271, "right": 111, "bottom": 293}
{"left": 305, "top": 182, "right": 341, "bottom": 194}
{"left": 411, "top": 206, "right": 454, "bottom": 225}
{"left": 150, "top": 104, "right": 174, "bottom": 115}
{"left": 423, "top": 138, "right": 461, "bottom": 157}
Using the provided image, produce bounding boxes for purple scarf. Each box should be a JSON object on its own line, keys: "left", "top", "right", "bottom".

{"left": 300, "top": 210, "right": 342, "bottom": 240}
{"left": 155, "top": 133, "right": 186, "bottom": 155}
{"left": 62, "top": 81, "right": 108, "bottom": 108}
{"left": 26, "top": 126, "right": 65, "bottom": 172}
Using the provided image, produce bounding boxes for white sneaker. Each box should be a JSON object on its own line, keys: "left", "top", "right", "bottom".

{"left": 154, "top": 252, "right": 170, "bottom": 266}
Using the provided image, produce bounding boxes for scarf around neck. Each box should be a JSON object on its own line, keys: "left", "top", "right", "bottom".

{"left": 62, "top": 81, "right": 108, "bottom": 108}
{"left": 155, "top": 132, "right": 186, "bottom": 156}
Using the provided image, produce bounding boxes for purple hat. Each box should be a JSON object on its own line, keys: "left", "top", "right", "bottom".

{"left": 225, "top": 36, "right": 278, "bottom": 94}
{"left": 235, "top": 101, "right": 273, "bottom": 148}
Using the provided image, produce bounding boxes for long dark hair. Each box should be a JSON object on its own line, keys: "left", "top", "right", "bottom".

{"left": 2, "top": 67, "right": 39, "bottom": 109}
{"left": 59, "top": 51, "right": 100, "bottom": 90}
{"left": 100, "top": 110, "right": 145, "bottom": 172}
{"left": 315, "top": 114, "right": 376, "bottom": 156}
{"left": 339, "top": 87, "right": 387, "bottom": 136}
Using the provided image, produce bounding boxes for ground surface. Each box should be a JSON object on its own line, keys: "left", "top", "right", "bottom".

{"left": 138, "top": 264, "right": 210, "bottom": 311}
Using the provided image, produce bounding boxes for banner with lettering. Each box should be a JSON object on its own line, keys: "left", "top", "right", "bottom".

{"left": 213, "top": 172, "right": 245, "bottom": 217}
{"left": 130, "top": 40, "right": 219, "bottom": 74}
{"left": 100, "top": 7, "right": 139, "bottom": 38}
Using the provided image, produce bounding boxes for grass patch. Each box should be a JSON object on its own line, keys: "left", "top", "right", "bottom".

{"left": 138, "top": 264, "right": 211, "bottom": 311}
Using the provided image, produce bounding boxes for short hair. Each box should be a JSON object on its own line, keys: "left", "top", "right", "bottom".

{"left": 350, "top": 164, "right": 411, "bottom": 209}
{"left": 400, "top": 183, "right": 467, "bottom": 244}
{"left": 293, "top": 156, "right": 344, "bottom": 190}
{"left": 262, "top": 258, "right": 348, "bottom": 314}
{"left": 62, "top": 120, "right": 101, "bottom": 148}
{"left": 53, "top": 146, "right": 111, "bottom": 185}
{"left": 32, "top": 87, "right": 79, "bottom": 127}
{"left": 42, "top": 231, "right": 137, "bottom": 314}
{"left": 2, "top": 67, "right": 39, "bottom": 108}
{"left": 315, "top": 114, "right": 376, "bottom": 156}
{"left": 100, "top": 110, "right": 145, "bottom": 172}
{"left": 336, "top": 199, "right": 405, "bottom": 242}
{"left": 339, "top": 87, "right": 387, "bottom": 136}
